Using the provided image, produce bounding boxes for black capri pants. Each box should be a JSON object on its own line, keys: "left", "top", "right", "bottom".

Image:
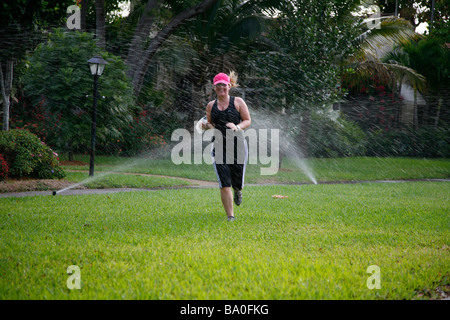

{"left": 211, "top": 136, "right": 248, "bottom": 190}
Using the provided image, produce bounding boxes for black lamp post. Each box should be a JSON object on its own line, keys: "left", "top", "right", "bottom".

{"left": 87, "top": 55, "right": 108, "bottom": 177}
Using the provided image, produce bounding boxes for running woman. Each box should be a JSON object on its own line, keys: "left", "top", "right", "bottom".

{"left": 202, "top": 72, "right": 251, "bottom": 221}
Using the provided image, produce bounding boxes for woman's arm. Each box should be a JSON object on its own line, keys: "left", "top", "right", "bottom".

{"left": 203, "top": 101, "right": 215, "bottom": 130}
{"left": 227, "top": 97, "right": 251, "bottom": 131}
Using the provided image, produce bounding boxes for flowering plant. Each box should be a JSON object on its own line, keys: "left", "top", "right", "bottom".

{"left": 0, "top": 154, "right": 9, "bottom": 181}
{"left": 0, "top": 129, "right": 65, "bottom": 179}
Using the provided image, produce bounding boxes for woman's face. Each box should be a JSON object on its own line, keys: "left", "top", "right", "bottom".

{"left": 214, "top": 83, "right": 230, "bottom": 97}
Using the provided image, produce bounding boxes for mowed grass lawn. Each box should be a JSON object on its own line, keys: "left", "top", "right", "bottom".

{"left": 1, "top": 181, "right": 449, "bottom": 299}
{"left": 59, "top": 155, "right": 450, "bottom": 185}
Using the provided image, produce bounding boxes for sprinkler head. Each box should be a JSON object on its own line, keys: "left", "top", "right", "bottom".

{"left": 52, "top": 191, "right": 57, "bottom": 196}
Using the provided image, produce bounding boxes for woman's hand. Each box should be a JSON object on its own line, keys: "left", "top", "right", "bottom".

{"left": 202, "top": 122, "right": 213, "bottom": 130}
{"left": 226, "top": 122, "right": 238, "bottom": 131}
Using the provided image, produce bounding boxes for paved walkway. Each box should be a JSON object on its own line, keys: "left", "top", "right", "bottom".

{"left": 1, "top": 178, "right": 448, "bottom": 198}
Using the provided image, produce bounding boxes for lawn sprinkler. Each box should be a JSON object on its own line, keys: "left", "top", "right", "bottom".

{"left": 52, "top": 191, "right": 57, "bottom": 196}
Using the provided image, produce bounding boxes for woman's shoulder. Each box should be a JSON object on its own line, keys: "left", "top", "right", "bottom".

{"left": 206, "top": 100, "right": 216, "bottom": 110}
{"left": 233, "top": 96, "right": 245, "bottom": 103}
{"left": 232, "top": 96, "right": 247, "bottom": 111}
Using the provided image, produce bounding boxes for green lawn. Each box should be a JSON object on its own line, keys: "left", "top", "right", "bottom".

{"left": 64, "top": 171, "right": 192, "bottom": 189}
{"left": 1, "top": 181, "right": 449, "bottom": 299}
{"left": 60, "top": 155, "right": 450, "bottom": 186}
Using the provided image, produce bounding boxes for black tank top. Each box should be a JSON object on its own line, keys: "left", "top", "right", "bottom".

{"left": 210, "top": 96, "right": 246, "bottom": 163}
{"left": 211, "top": 96, "right": 241, "bottom": 137}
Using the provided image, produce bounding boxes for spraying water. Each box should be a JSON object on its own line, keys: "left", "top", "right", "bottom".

{"left": 54, "top": 171, "right": 108, "bottom": 195}
{"left": 246, "top": 106, "right": 318, "bottom": 185}
{"left": 52, "top": 153, "right": 165, "bottom": 195}
{"left": 281, "top": 138, "right": 318, "bottom": 185}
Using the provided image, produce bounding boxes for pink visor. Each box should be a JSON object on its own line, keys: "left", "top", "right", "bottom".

{"left": 213, "top": 73, "right": 230, "bottom": 85}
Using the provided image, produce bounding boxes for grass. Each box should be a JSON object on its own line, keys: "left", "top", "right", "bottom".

{"left": 282, "top": 157, "right": 450, "bottom": 182}
{"left": 63, "top": 171, "right": 192, "bottom": 189}
{"left": 1, "top": 181, "right": 449, "bottom": 299}
{"left": 61, "top": 154, "right": 215, "bottom": 182}
{"left": 60, "top": 155, "right": 450, "bottom": 186}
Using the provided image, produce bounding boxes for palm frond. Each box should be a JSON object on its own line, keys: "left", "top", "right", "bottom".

{"left": 381, "top": 45, "right": 410, "bottom": 65}
{"left": 343, "top": 59, "right": 394, "bottom": 89}
{"left": 342, "top": 58, "right": 427, "bottom": 93}
{"left": 384, "top": 62, "right": 427, "bottom": 92}
{"left": 236, "top": 0, "right": 284, "bottom": 17}
{"left": 358, "top": 17, "right": 420, "bottom": 58}
{"left": 219, "top": 15, "right": 269, "bottom": 47}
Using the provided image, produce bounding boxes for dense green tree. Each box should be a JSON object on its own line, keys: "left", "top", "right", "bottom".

{"left": 340, "top": 3, "right": 428, "bottom": 135}
{"left": 341, "top": 15, "right": 426, "bottom": 118}
{"left": 0, "top": 0, "right": 75, "bottom": 131}
{"left": 248, "top": 0, "right": 362, "bottom": 156}
{"left": 21, "top": 29, "right": 134, "bottom": 159}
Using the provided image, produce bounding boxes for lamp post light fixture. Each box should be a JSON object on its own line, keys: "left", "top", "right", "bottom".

{"left": 87, "top": 55, "right": 108, "bottom": 177}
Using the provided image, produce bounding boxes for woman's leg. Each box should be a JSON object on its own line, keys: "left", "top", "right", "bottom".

{"left": 220, "top": 187, "right": 234, "bottom": 217}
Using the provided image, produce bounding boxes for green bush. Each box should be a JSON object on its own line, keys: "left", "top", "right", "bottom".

{"left": 308, "top": 112, "right": 367, "bottom": 158}
{"left": 98, "top": 107, "right": 169, "bottom": 157}
{"left": 0, "top": 129, "right": 65, "bottom": 179}
{"left": 366, "top": 126, "right": 450, "bottom": 157}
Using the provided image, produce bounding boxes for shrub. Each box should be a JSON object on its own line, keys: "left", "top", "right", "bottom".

{"left": 0, "top": 153, "right": 8, "bottom": 181}
{"left": 366, "top": 126, "right": 450, "bottom": 158}
{"left": 0, "top": 129, "right": 65, "bottom": 179}
{"left": 308, "top": 112, "right": 367, "bottom": 158}
{"left": 98, "top": 104, "right": 179, "bottom": 157}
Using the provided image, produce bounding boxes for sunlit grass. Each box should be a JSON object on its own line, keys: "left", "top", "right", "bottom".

{"left": 1, "top": 182, "right": 448, "bottom": 299}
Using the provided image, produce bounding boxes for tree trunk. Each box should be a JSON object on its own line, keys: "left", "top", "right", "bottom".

{"left": 95, "top": 0, "right": 106, "bottom": 49}
{"left": 125, "top": 0, "right": 160, "bottom": 83}
{"left": 413, "top": 88, "right": 418, "bottom": 130}
{"left": 126, "top": 0, "right": 219, "bottom": 97}
{"left": 430, "top": 0, "right": 436, "bottom": 30}
{"left": 422, "top": 96, "right": 430, "bottom": 126}
{"left": 67, "top": 140, "right": 74, "bottom": 162}
{"left": 0, "top": 60, "right": 13, "bottom": 131}
{"left": 80, "top": 0, "right": 89, "bottom": 32}
{"left": 299, "top": 110, "right": 311, "bottom": 157}
{"left": 434, "top": 97, "right": 442, "bottom": 131}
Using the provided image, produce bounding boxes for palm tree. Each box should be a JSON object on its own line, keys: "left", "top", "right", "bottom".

{"left": 344, "top": 16, "right": 425, "bottom": 93}
{"left": 384, "top": 37, "right": 450, "bottom": 130}
{"left": 341, "top": 11, "right": 427, "bottom": 130}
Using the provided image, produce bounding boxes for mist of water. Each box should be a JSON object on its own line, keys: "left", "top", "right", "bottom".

{"left": 53, "top": 153, "right": 164, "bottom": 195}
{"left": 282, "top": 138, "right": 318, "bottom": 185}
{"left": 55, "top": 173, "right": 104, "bottom": 195}
{"left": 248, "top": 107, "right": 318, "bottom": 185}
